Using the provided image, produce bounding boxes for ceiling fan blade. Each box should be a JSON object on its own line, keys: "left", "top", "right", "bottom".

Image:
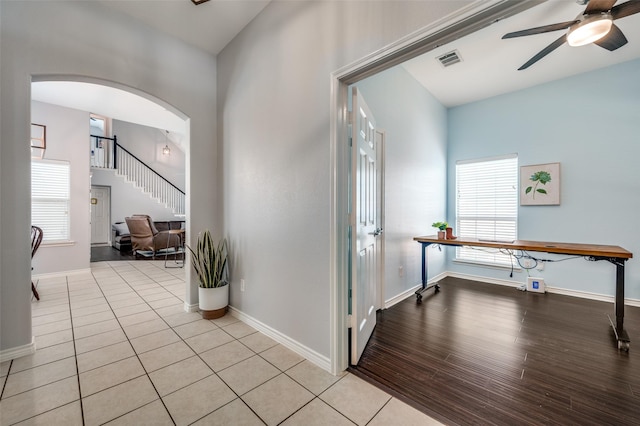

{"left": 502, "top": 20, "right": 578, "bottom": 39}
{"left": 584, "top": 0, "right": 617, "bottom": 14}
{"left": 518, "top": 34, "right": 567, "bottom": 70}
{"left": 594, "top": 23, "right": 628, "bottom": 50}
{"left": 610, "top": 0, "right": 640, "bottom": 19}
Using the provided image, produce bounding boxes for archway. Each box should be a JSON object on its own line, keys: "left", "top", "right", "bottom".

{"left": 30, "top": 76, "right": 192, "bottom": 307}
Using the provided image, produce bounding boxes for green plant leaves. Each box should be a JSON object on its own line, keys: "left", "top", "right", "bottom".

{"left": 529, "top": 171, "right": 552, "bottom": 184}
{"left": 432, "top": 221, "right": 448, "bottom": 231}
{"left": 187, "top": 230, "right": 228, "bottom": 288}
{"left": 526, "top": 170, "right": 552, "bottom": 199}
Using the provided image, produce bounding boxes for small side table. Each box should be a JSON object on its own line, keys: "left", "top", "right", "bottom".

{"left": 164, "top": 229, "right": 185, "bottom": 268}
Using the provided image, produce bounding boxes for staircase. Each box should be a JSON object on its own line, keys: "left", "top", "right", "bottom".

{"left": 91, "top": 135, "right": 185, "bottom": 216}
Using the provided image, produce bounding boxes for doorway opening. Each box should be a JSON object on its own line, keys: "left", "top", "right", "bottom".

{"left": 30, "top": 76, "right": 190, "bottom": 285}
{"left": 330, "top": 0, "right": 541, "bottom": 375}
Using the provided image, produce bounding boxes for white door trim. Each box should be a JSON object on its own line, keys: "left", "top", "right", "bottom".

{"left": 328, "top": 0, "right": 542, "bottom": 374}
{"left": 375, "top": 129, "right": 386, "bottom": 311}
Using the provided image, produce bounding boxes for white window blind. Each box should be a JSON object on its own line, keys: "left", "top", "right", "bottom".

{"left": 31, "top": 160, "right": 70, "bottom": 242}
{"left": 456, "top": 155, "right": 517, "bottom": 266}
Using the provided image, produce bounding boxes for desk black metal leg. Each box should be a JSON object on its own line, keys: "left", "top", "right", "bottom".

{"left": 415, "top": 242, "right": 439, "bottom": 302}
{"left": 612, "top": 261, "right": 630, "bottom": 351}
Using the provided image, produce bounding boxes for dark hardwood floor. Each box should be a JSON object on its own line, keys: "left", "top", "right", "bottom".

{"left": 90, "top": 246, "right": 184, "bottom": 263}
{"left": 350, "top": 277, "right": 640, "bottom": 425}
{"left": 91, "top": 245, "right": 137, "bottom": 262}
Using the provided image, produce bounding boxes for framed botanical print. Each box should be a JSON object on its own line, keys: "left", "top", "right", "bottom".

{"left": 520, "top": 162, "right": 560, "bottom": 206}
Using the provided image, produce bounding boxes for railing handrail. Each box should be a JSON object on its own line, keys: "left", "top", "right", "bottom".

{"left": 90, "top": 134, "right": 117, "bottom": 141}
{"left": 97, "top": 135, "right": 185, "bottom": 195}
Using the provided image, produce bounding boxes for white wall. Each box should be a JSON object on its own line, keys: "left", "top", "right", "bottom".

{"left": 1, "top": 1, "right": 217, "bottom": 356}
{"left": 447, "top": 58, "right": 640, "bottom": 300}
{"left": 218, "top": 1, "right": 472, "bottom": 362}
{"left": 355, "top": 66, "right": 448, "bottom": 301}
{"left": 31, "top": 101, "right": 91, "bottom": 275}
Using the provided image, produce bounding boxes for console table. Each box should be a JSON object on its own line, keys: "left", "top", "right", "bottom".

{"left": 413, "top": 236, "right": 633, "bottom": 351}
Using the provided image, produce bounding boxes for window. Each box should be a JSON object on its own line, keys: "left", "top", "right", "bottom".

{"left": 31, "top": 159, "right": 70, "bottom": 243}
{"left": 455, "top": 154, "right": 517, "bottom": 266}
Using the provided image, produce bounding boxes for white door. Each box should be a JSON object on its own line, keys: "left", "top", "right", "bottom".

{"left": 90, "top": 186, "right": 110, "bottom": 245}
{"left": 350, "top": 88, "right": 382, "bottom": 365}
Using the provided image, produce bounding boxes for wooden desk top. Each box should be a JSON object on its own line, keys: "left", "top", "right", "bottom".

{"left": 413, "top": 235, "right": 633, "bottom": 259}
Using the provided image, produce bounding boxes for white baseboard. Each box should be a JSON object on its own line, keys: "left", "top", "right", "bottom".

{"left": 228, "top": 306, "right": 332, "bottom": 374}
{"left": 184, "top": 302, "right": 199, "bottom": 313}
{"left": 32, "top": 268, "right": 92, "bottom": 280}
{"left": 0, "top": 337, "right": 36, "bottom": 362}
{"left": 384, "top": 272, "right": 448, "bottom": 309}
{"left": 445, "top": 271, "right": 522, "bottom": 288}
{"left": 442, "top": 271, "right": 640, "bottom": 307}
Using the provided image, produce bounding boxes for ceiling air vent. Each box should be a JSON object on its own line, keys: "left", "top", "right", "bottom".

{"left": 437, "top": 50, "right": 462, "bottom": 67}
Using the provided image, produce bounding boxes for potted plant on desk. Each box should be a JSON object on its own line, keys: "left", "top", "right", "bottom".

{"left": 432, "top": 221, "right": 448, "bottom": 239}
{"left": 188, "top": 230, "right": 229, "bottom": 319}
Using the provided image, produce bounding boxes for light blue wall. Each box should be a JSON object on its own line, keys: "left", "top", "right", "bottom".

{"left": 356, "top": 66, "right": 448, "bottom": 301}
{"left": 446, "top": 58, "right": 640, "bottom": 299}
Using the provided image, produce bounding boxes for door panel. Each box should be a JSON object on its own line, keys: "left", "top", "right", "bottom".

{"left": 350, "top": 88, "right": 379, "bottom": 365}
{"left": 91, "top": 186, "right": 110, "bottom": 245}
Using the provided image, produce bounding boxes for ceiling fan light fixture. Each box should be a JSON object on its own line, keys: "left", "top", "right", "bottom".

{"left": 567, "top": 14, "right": 613, "bottom": 47}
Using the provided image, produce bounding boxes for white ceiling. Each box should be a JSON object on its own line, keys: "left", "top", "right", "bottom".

{"left": 32, "top": 0, "right": 271, "bottom": 150}
{"left": 32, "top": 0, "right": 640, "bottom": 141}
{"left": 403, "top": 0, "right": 640, "bottom": 107}
{"left": 97, "top": 0, "right": 271, "bottom": 56}
{"left": 32, "top": 81, "right": 187, "bottom": 133}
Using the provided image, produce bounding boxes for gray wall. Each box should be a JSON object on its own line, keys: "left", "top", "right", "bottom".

{"left": 1, "top": 1, "right": 217, "bottom": 355}
{"left": 31, "top": 101, "right": 91, "bottom": 276}
{"left": 355, "top": 66, "right": 448, "bottom": 301}
{"left": 217, "top": 1, "right": 471, "bottom": 362}
{"left": 447, "top": 58, "right": 640, "bottom": 299}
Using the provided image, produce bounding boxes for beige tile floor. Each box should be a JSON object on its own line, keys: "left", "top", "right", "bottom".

{"left": 1, "top": 261, "right": 442, "bottom": 425}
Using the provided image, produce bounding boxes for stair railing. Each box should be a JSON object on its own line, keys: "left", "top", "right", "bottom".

{"left": 91, "top": 135, "right": 185, "bottom": 215}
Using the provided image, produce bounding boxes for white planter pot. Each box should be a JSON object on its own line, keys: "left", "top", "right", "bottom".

{"left": 199, "top": 285, "right": 228, "bottom": 319}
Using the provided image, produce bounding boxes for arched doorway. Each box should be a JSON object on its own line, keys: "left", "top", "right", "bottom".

{"left": 29, "top": 76, "right": 191, "bottom": 300}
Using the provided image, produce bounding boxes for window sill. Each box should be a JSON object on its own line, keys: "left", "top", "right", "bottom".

{"left": 453, "top": 258, "right": 521, "bottom": 271}
{"left": 41, "top": 240, "right": 76, "bottom": 248}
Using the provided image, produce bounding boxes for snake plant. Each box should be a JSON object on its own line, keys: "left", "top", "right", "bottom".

{"left": 187, "top": 230, "right": 229, "bottom": 288}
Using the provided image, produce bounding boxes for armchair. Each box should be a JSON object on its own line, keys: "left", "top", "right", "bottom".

{"left": 125, "top": 215, "right": 181, "bottom": 258}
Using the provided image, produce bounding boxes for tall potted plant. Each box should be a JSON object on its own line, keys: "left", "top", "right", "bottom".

{"left": 188, "top": 230, "right": 229, "bottom": 319}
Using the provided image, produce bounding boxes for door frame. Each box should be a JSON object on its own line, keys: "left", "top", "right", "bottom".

{"left": 328, "top": 0, "right": 543, "bottom": 374}
{"left": 90, "top": 185, "right": 111, "bottom": 246}
{"left": 375, "top": 130, "right": 386, "bottom": 311}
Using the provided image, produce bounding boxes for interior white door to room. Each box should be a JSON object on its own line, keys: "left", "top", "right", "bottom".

{"left": 90, "top": 185, "right": 110, "bottom": 245}
{"left": 350, "top": 88, "right": 383, "bottom": 365}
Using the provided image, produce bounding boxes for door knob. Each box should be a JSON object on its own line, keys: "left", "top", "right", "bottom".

{"left": 369, "top": 228, "right": 383, "bottom": 236}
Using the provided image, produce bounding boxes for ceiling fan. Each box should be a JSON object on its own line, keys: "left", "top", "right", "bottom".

{"left": 503, "top": 0, "right": 640, "bottom": 70}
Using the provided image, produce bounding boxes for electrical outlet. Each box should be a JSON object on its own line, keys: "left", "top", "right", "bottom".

{"left": 240, "top": 279, "right": 245, "bottom": 292}
{"left": 536, "top": 262, "right": 545, "bottom": 271}
{"left": 399, "top": 265, "right": 404, "bottom": 278}
{"left": 523, "top": 259, "right": 533, "bottom": 268}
